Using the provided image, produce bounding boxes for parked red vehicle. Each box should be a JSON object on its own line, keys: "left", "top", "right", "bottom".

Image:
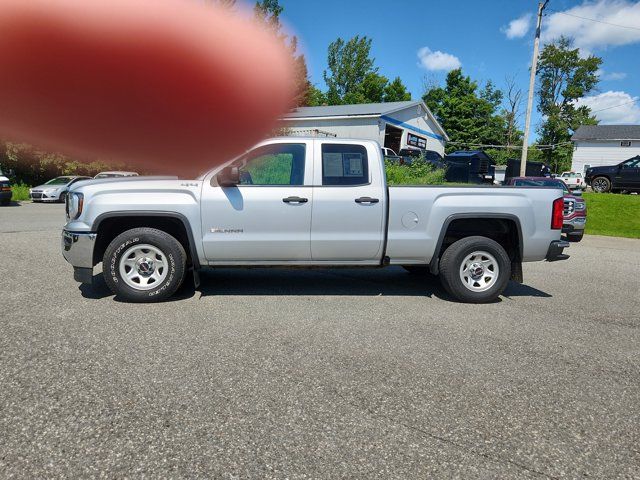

{"left": 506, "top": 177, "right": 587, "bottom": 242}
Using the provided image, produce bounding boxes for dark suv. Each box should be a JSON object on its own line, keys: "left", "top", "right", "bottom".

{"left": 585, "top": 156, "right": 640, "bottom": 193}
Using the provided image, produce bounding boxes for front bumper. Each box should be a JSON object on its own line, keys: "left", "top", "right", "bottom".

{"left": 0, "top": 190, "right": 12, "bottom": 202}
{"left": 30, "top": 191, "right": 61, "bottom": 202}
{"left": 62, "top": 230, "right": 96, "bottom": 283}
{"left": 562, "top": 216, "right": 586, "bottom": 233}
{"left": 546, "top": 240, "right": 570, "bottom": 262}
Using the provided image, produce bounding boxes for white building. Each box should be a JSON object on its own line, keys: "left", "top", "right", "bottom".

{"left": 281, "top": 101, "right": 448, "bottom": 156}
{"left": 571, "top": 125, "right": 640, "bottom": 172}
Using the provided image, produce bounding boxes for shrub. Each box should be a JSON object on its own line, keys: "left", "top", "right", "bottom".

{"left": 10, "top": 183, "right": 31, "bottom": 201}
{"left": 385, "top": 158, "right": 446, "bottom": 185}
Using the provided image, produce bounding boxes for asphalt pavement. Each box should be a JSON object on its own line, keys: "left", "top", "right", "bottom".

{"left": 1, "top": 202, "right": 639, "bottom": 478}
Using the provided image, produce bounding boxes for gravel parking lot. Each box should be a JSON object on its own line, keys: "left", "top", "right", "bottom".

{"left": 1, "top": 202, "right": 639, "bottom": 478}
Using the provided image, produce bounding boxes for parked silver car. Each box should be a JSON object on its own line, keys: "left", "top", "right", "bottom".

{"left": 30, "top": 176, "right": 91, "bottom": 203}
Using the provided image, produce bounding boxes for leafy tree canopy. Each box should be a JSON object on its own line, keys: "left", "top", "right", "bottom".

{"left": 323, "top": 36, "right": 411, "bottom": 105}
{"left": 423, "top": 68, "right": 507, "bottom": 152}
{"left": 536, "top": 37, "right": 601, "bottom": 172}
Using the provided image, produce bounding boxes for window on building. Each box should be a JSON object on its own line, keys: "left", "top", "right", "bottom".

{"left": 238, "top": 143, "right": 306, "bottom": 186}
{"left": 407, "top": 133, "right": 427, "bottom": 149}
{"left": 321, "top": 144, "right": 369, "bottom": 186}
{"left": 621, "top": 141, "right": 632, "bottom": 147}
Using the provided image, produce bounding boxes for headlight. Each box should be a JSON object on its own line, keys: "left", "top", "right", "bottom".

{"left": 66, "top": 192, "right": 84, "bottom": 219}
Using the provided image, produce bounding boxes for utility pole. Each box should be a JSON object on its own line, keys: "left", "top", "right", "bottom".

{"left": 520, "top": 0, "right": 548, "bottom": 176}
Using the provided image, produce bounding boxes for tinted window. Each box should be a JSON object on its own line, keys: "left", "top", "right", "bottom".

{"left": 238, "top": 143, "right": 305, "bottom": 186}
{"left": 322, "top": 144, "right": 369, "bottom": 186}
{"left": 622, "top": 158, "right": 640, "bottom": 168}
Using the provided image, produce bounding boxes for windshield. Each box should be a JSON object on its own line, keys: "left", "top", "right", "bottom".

{"left": 513, "top": 178, "right": 569, "bottom": 194}
{"left": 44, "top": 176, "right": 72, "bottom": 185}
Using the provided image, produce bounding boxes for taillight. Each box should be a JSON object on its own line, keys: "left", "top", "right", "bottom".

{"left": 551, "top": 197, "right": 564, "bottom": 229}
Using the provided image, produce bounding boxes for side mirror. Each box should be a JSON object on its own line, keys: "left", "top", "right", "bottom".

{"left": 571, "top": 189, "right": 582, "bottom": 196}
{"left": 217, "top": 166, "right": 240, "bottom": 187}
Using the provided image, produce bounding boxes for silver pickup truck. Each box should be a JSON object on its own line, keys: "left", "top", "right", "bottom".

{"left": 62, "top": 137, "right": 569, "bottom": 303}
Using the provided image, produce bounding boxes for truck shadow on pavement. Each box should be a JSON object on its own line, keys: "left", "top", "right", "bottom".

{"left": 80, "top": 266, "right": 551, "bottom": 302}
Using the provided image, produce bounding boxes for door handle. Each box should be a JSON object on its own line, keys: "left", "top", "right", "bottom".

{"left": 355, "top": 196, "right": 379, "bottom": 204}
{"left": 283, "top": 196, "right": 308, "bottom": 203}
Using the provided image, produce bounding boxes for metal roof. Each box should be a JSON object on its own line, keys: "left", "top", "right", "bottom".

{"left": 283, "top": 101, "right": 419, "bottom": 119}
{"left": 282, "top": 100, "right": 449, "bottom": 141}
{"left": 571, "top": 124, "right": 640, "bottom": 141}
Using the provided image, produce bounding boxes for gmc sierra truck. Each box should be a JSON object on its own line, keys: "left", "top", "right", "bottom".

{"left": 61, "top": 138, "right": 569, "bottom": 303}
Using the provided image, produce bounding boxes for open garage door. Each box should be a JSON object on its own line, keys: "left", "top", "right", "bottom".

{"left": 384, "top": 124, "right": 402, "bottom": 155}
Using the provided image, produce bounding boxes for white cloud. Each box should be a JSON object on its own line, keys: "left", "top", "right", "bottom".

{"left": 575, "top": 91, "right": 640, "bottom": 123}
{"left": 542, "top": 0, "right": 640, "bottom": 52}
{"left": 604, "top": 71, "right": 627, "bottom": 80}
{"left": 417, "top": 47, "right": 461, "bottom": 72}
{"left": 502, "top": 13, "right": 533, "bottom": 39}
{"left": 596, "top": 69, "right": 628, "bottom": 80}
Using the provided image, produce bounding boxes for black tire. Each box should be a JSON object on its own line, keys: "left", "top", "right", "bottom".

{"left": 438, "top": 236, "right": 511, "bottom": 303}
{"left": 0, "top": 199, "right": 9, "bottom": 206}
{"left": 591, "top": 176, "right": 611, "bottom": 193}
{"left": 103, "top": 227, "right": 187, "bottom": 302}
{"left": 59, "top": 192, "right": 67, "bottom": 203}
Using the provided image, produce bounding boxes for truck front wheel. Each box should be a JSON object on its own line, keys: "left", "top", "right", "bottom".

{"left": 438, "top": 236, "right": 511, "bottom": 303}
{"left": 103, "top": 227, "right": 186, "bottom": 302}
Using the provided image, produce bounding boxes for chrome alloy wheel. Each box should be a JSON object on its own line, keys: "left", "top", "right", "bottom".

{"left": 591, "top": 177, "right": 609, "bottom": 192}
{"left": 118, "top": 244, "right": 169, "bottom": 290}
{"left": 459, "top": 251, "right": 499, "bottom": 292}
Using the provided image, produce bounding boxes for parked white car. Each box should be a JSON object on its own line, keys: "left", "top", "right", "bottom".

{"left": 61, "top": 138, "right": 569, "bottom": 304}
{"left": 559, "top": 172, "right": 586, "bottom": 190}
{"left": 29, "top": 176, "right": 91, "bottom": 203}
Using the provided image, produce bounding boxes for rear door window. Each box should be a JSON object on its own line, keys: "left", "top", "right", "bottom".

{"left": 321, "top": 144, "right": 369, "bottom": 186}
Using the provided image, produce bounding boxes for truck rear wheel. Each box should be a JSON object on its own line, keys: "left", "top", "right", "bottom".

{"left": 438, "top": 236, "right": 511, "bottom": 303}
{"left": 103, "top": 227, "right": 186, "bottom": 302}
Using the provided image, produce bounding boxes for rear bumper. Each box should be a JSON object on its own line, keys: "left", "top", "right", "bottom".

{"left": 0, "top": 190, "right": 12, "bottom": 201}
{"left": 62, "top": 230, "right": 96, "bottom": 283}
{"left": 546, "top": 240, "right": 570, "bottom": 262}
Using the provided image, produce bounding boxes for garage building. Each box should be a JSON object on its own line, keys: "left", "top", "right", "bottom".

{"left": 281, "top": 101, "right": 448, "bottom": 156}
{"left": 571, "top": 124, "right": 640, "bottom": 172}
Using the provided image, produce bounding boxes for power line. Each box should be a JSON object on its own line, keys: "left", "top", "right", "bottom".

{"left": 447, "top": 140, "right": 573, "bottom": 151}
{"left": 587, "top": 98, "right": 639, "bottom": 114}
{"left": 546, "top": 8, "right": 640, "bottom": 32}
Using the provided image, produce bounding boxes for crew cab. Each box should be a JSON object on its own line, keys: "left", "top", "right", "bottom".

{"left": 61, "top": 138, "right": 569, "bottom": 303}
{"left": 585, "top": 156, "right": 640, "bottom": 193}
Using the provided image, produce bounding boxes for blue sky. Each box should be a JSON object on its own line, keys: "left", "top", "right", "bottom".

{"left": 270, "top": 0, "right": 640, "bottom": 135}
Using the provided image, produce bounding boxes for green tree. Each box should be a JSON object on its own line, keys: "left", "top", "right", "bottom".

{"left": 306, "top": 85, "right": 327, "bottom": 106}
{"left": 254, "top": 0, "right": 312, "bottom": 107}
{"left": 324, "top": 36, "right": 376, "bottom": 104}
{"left": 383, "top": 77, "right": 412, "bottom": 102}
{"left": 536, "top": 37, "right": 601, "bottom": 172}
{"left": 423, "top": 68, "right": 507, "bottom": 152}
{"left": 342, "top": 72, "right": 388, "bottom": 104}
